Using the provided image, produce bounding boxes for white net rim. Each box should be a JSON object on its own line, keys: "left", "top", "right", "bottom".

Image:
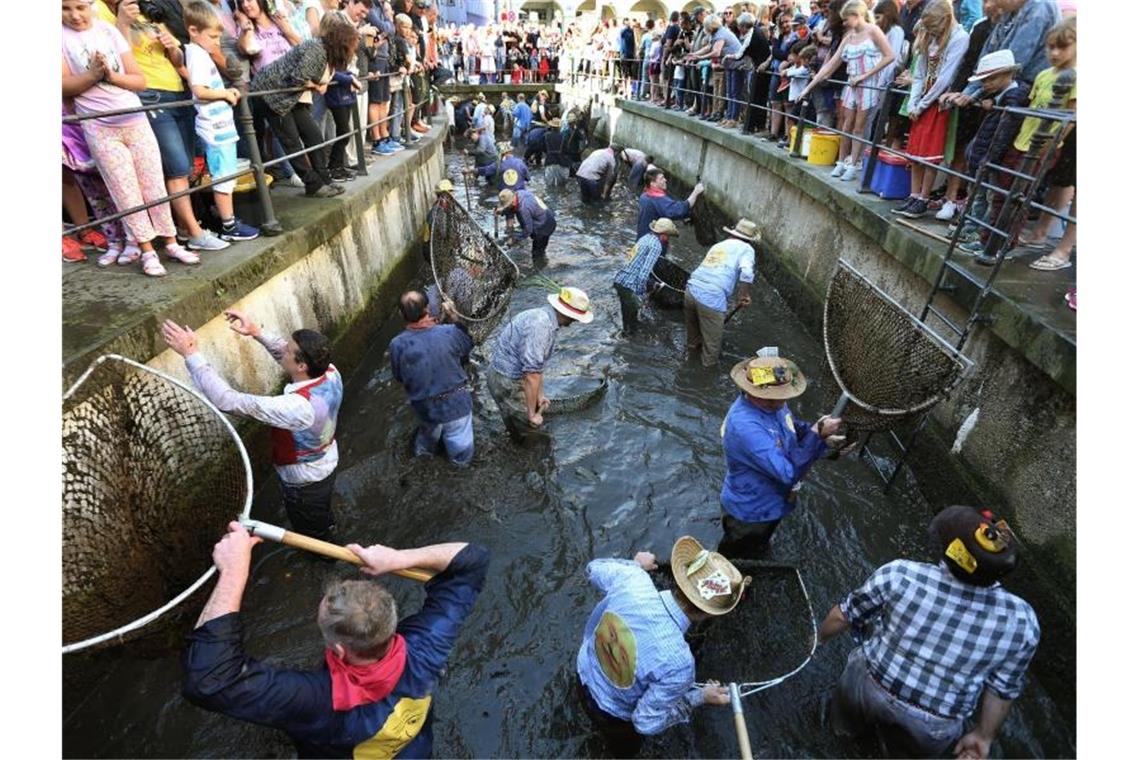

{"left": 62, "top": 354, "right": 254, "bottom": 654}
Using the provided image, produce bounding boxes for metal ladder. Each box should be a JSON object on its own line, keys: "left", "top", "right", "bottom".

{"left": 860, "top": 72, "right": 1076, "bottom": 490}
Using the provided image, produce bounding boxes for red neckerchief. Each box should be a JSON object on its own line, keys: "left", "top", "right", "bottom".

{"left": 645, "top": 187, "right": 666, "bottom": 198}
{"left": 325, "top": 634, "right": 408, "bottom": 711}
{"left": 408, "top": 315, "right": 437, "bottom": 331}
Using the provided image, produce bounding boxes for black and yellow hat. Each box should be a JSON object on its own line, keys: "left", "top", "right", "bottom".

{"left": 929, "top": 506, "right": 1020, "bottom": 586}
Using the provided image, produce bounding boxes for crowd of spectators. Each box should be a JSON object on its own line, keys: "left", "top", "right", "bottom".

{"left": 440, "top": 22, "right": 563, "bottom": 84}
{"left": 566, "top": 0, "right": 1077, "bottom": 304}
{"left": 62, "top": 0, "right": 452, "bottom": 275}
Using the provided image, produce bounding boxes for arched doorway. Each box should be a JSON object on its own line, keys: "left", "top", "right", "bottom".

{"left": 520, "top": 0, "right": 564, "bottom": 25}
{"left": 629, "top": 0, "right": 669, "bottom": 23}
{"left": 682, "top": 1, "right": 714, "bottom": 15}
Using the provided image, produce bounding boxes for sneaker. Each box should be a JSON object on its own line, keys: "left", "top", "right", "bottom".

{"left": 958, "top": 239, "right": 985, "bottom": 254}
{"left": 898, "top": 197, "right": 928, "bottom": 219}
{"left": 387, "top": 139, "right": 406, "bottom": 152}
{"left": 165, "top": 242, "right": 201, "bottom": 264}
{"left": 956, "top": 229, "right": 981, "bottom": 245}
{"left": 830, "top": 160, "right": 849, "bottom": 178}
{"left": 330, "top": 167, "right": 356, "bottom": 183}
{"left": 840, "top": 163, "right": 859, "bottom": 181}
{"left": 187, "top": 230, "right": 230, "bottom": 252}
{"left": 117, "top": 242, "right": 141, "bottom": 265}
{"left": 371, "top": 141, "right": 388, "bottom": 155}
{"left": 776, "top": 138, "right": 789, "bottom": 149}
{"left": 934, "top": 200, "right": 957, "bottom": 221}
{"left": 78, "top": 228, "right": 108, "bottom": 250}
{"left": 307, "top": 184, "right": 345, "bottom": 198}
{"left": 63, "top": 236, "right": 87, "bottom": 263}
{"left": 376, "top": 141, "right": 398, "bottom": 156}
{"left": 406, "top": 132, "right": 421, "bottom": 143}
{"left": 220, "top": 218, "right": 261, "bottom": 242}
{"left": 141, "top": 251, "right": 167, "bottom": 277}
{"left": 97, "top": 244, "right": 123, "bottom": 267}
{"left": 285, "top": 174, "right": 306, "bottom": 189}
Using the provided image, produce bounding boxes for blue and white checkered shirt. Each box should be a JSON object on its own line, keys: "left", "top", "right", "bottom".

{"left": 613, "top": 233, "right": 666, "bottom": 297}
{"left": 577, "top": 559, "right": 704, "bottom": 736}
{"left": 840, "top": 559, "right": 1040, "bottom": 719}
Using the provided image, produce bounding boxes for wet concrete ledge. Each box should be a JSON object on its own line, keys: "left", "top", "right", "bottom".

{"left": 63, "top": 124, "right": 446, "bottom": 391}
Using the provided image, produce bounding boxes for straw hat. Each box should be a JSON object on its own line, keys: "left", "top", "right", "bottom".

{"left": 436, "top": 179, "right": 454, "bottom": 193}
{"left": 649, "top": 218, "right": 679, "bottom": 236}
{"left": 497, "top": 141, "right": 514, "bottom": 155}
{"left": 730, "top": 355, "right": 808, "bottom": 400}
{"left": 547, "top": 286, "right": 595, "bottom": 324}
{"left": 476, "top": 92, "right": 487, "bottom": 101}
{"left": 968, "top": 49, "right": 1020, "bottom": 82}
{"left": 670, "top": 536, "right": 749, "bottom": 616}
{"left": 723, "top": 219, "right": 762, "bottom": 243}
{"left": 495, "top": 189, "right": 516, "bottom": 213}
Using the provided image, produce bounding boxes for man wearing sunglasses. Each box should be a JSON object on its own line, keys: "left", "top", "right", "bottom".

{"left": 162, "top": 310, "right": 343, "bottom": 542}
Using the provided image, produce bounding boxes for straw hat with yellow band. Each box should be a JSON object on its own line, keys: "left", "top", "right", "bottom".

{"left": 730, "top": 355, "right": 808, "bottom": 400}
{"left": 435, "top": 179, "right": 454, "bottom": 193}
{"left": 671, "top": 536, "right": 749, "bottom": 616}
{"left": 495, "top": 189, "right": 517, "bottom": 214}
{"left": 497, "top": 141, "right": 514, "bottom": 156}
{"left": 547, "top": 287, "right": 595, "bottom": 324}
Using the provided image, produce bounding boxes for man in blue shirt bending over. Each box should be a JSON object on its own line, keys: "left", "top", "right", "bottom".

{"left": 182, "top": 523, "right": 489, "bottom": 758}
{"left": 719, "top": 351, "right": 847, "bottom": 558}
{"left": 389, "top": 290, "right": 476, "bottom": 466}
{"left": 577, "top": 535, "right": 745, "bottom": 756}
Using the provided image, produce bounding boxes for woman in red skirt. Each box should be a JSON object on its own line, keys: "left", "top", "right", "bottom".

{"left": 891, "top": 0, "right": 969, "bottom": 219}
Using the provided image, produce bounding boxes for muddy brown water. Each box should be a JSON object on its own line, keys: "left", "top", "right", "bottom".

{"left": 62, "top": 150, "right": 1075, "bottom": 758}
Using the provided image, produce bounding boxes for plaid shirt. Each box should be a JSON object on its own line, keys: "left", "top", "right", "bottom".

{"left": 613, "top": 233, "right": 666, "bottom": 297}
{"left": 840, "top": 560, "right": 1039, "bottom": 719}
{"left": 576, "top": 559, "right": 703, "bottom": 735}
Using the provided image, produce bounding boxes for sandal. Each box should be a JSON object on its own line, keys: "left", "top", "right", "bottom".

{"left": 1019, "top": 238, "right": 1051, "bottom": 251}
{"left": 117, "top": 242, "right": 141, "bottom": 266}
{"left": 97, "top": 246, "right": 122, "bottom": 267}
{"left": 141, "top": 251, "right": 167, "bottom": 277}
{"left": 1028, "top": 254, "right": 1072, "bottom": 271}
{"left": 164, "top": 242, "right": 200, "bottom": 265}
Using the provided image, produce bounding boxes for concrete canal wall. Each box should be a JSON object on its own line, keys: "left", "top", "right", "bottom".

{"left": 63, "top": 127, "right": 446, "bottom": 467}
{"left": 561, "top": 87, "right": 1076, "bottom": 692}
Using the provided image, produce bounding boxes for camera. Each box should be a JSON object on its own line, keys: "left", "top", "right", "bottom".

{"left": 137, "top": 0, "right": 166, "bottom": 23}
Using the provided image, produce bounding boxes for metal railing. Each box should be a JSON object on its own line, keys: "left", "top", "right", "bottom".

{"left": 564, "top": 56, "right": 1077, "bottom": 243}
{"left": 64, "top": 70, "right": 437, "bottom": 240}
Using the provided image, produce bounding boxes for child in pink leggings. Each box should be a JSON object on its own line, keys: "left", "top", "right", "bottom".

{"left": 62, "top": 0, "right": 196, "bottom": 277}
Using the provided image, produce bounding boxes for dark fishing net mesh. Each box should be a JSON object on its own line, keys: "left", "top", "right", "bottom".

{"left": 823, "top": 260, "right": 970, "bottom": 435}
{"left": 429, "top": 193, "right": 520, "bottom": 343}
{"left": 653, "top": 562, "right": 816, "bottom": 688}
{"left": 62, "top": 356, "right": 250, "bottom": 652}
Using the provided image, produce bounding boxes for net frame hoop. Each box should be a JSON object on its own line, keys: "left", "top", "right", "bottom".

{"left": 429, "top": 192, "right": 520, "bottom": 324}
{"left": 62, "top": 354, "right": 254, "bottom": 654}
{"left": 823, "top": 259, "right": 974, "bottom": 420}
{"left": 694, "top": 562, "right": 818, "bottom": 698}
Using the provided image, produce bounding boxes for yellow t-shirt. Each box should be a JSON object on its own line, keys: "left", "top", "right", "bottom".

{"left": 94, "top": 0, "right": 184, "bottom": 93}
{"left": 1013, "top": 66, "right": 1076, "bottom": 153}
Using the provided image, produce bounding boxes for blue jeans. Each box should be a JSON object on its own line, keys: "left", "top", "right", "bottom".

{"left": 726, "top": 69, "right": 742, "bottom": 120}
{"left": 414, "top": 413, "right": 475, "bottom": 466}
{"left": 139, "top": 88, "right": 195, "bottom": 178}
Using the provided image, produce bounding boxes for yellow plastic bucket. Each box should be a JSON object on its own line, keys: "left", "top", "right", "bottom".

{"left": 788, "top": 126, "right": 813, "bottom": 158}
{"left": 807, "top": 130, "right": 840, "bottom": 166}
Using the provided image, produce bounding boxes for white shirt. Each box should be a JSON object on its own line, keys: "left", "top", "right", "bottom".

{"left": 185, "top": 43, "right": 239, "bottom": 146}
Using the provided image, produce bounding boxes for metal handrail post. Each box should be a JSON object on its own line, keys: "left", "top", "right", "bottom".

{"left": 236, "top": 92, "right": 282, "bottom": 236}
{"left": 351, "top": 104, "right": 368, "bottom": 177}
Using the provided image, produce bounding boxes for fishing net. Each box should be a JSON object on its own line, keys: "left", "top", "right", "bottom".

{"left": 823, "top": 260, "right": 972, "bottom": 435}
{"left": 655, "top": 562, "right": 817, "bottom": 696}
{"left": 648, "top": 256, "right": 690, "bottom": 310}
{"left": 429, "top": 191, "right": 520, "bottom": 342}
{"left": 62, "top": 355, "right": 252, "bottom": 653}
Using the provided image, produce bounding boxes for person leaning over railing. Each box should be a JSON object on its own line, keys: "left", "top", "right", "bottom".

{"left": 95, "top": 0, "right": 227, "bottom": 256}
{"left": 250, "top": 18, "right": 359, "bottom": 198}
{"left": 183, "top": 1, "right": 260, "bottom": 242}
{"left": 63, "top": 0, "right": 185, "bottom": 277}
{"left": 320, "top": 12, "right": 366, "bottom": 182}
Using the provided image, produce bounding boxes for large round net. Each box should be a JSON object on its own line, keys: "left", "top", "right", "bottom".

{"left": 429, "top": 192, "right": 520, "bottom": 343}
{"left": 823, "top": 260, "right": 972, "bottom": 435}
{"left": 62, "top": 355, "right": 252, "bottom": 653}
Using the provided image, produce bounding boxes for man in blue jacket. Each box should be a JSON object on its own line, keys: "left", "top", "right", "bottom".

{"left": 389, "top": 290, "right": 476, "bottom": 466}
{"left": 468, "top": 142, "right": 529, "bottom": 190}
{"left": 718, "top": 351, "right": 846, "bottom": 558}
{"left": 637, "top": 167, "right": 704, "bottom": 238}
{"left": 182, "top": 522, "right": 489, "bottom": 758}
{"left": 496, "top": 187, "right": 556, "bottom": 261}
